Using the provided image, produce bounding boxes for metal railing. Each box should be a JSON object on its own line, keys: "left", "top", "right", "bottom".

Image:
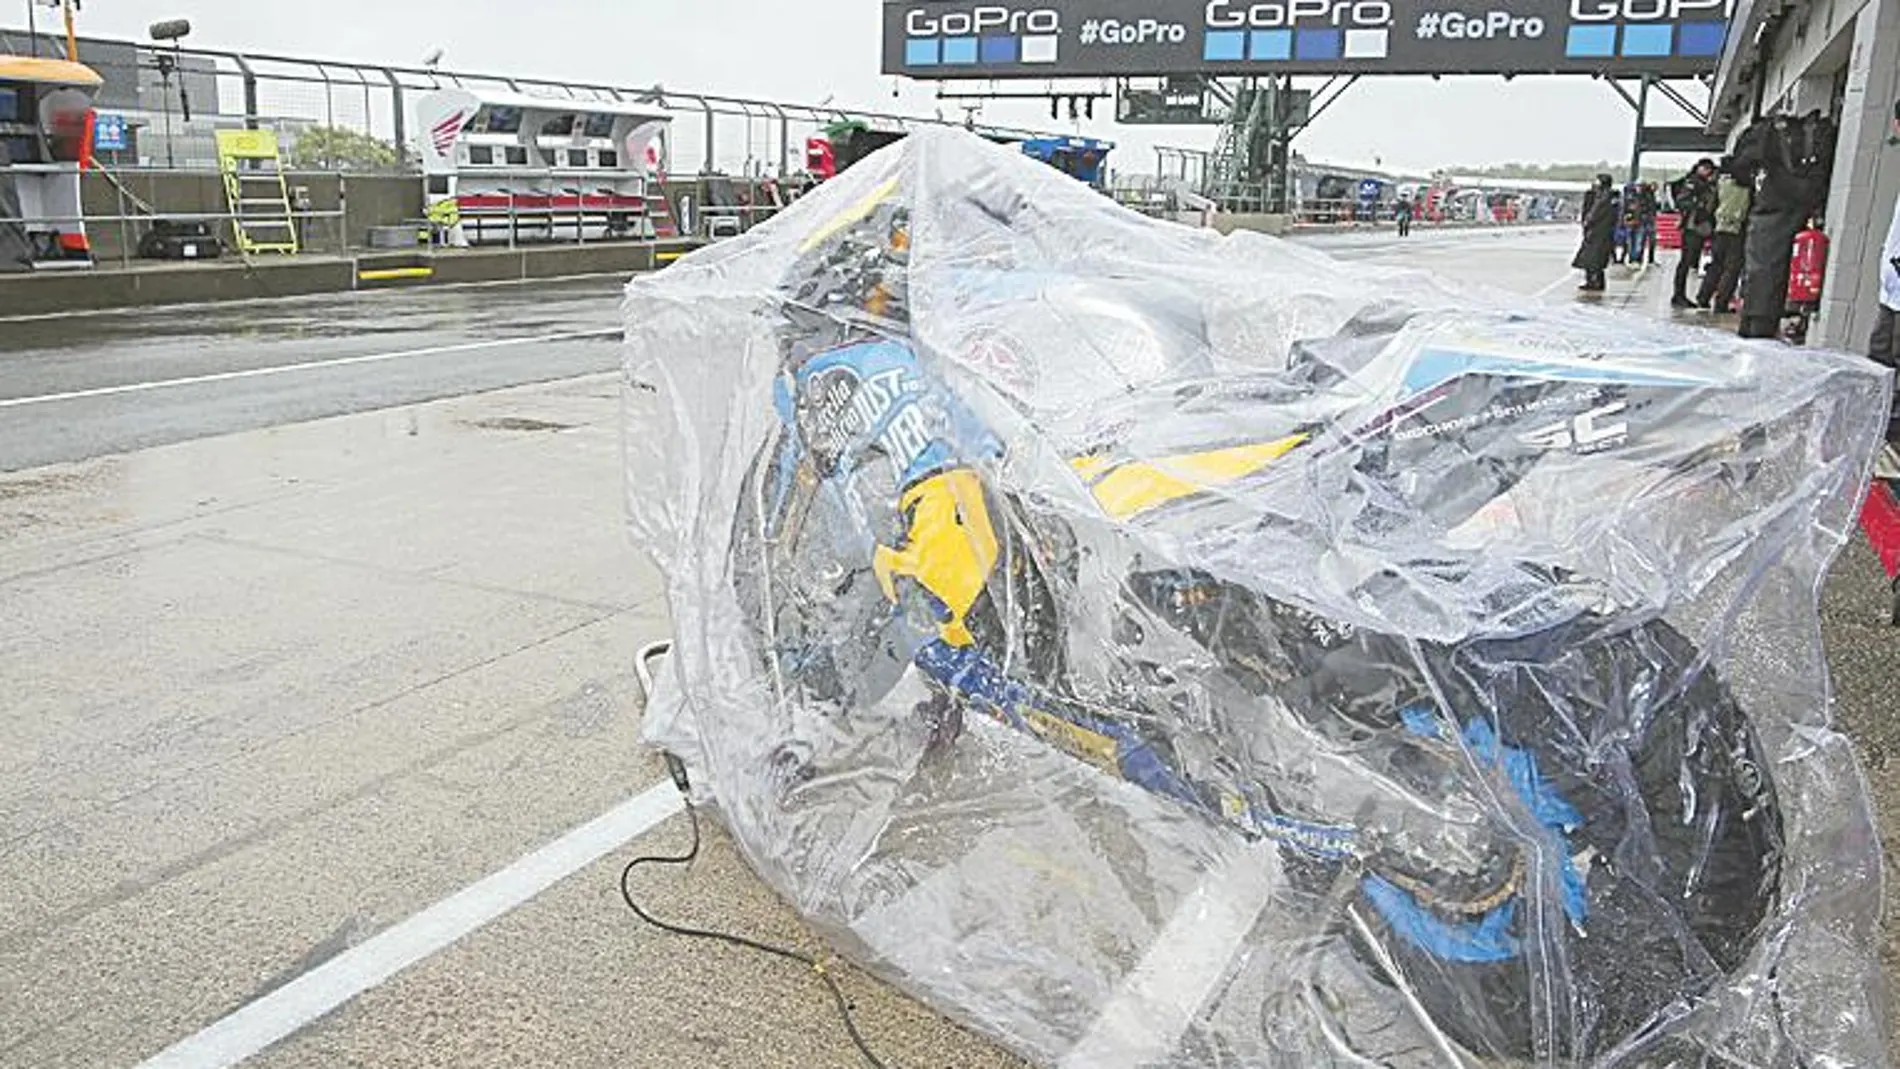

{"left": 1, "top": 30, "right": 1063, "bottom": 179}
{"left": 1286, "top": 199, "right": 1578, "bottom": 227}
{"left": 9, "top": 160, "right": 805, "bottom": 263}
{"left": 1105, "top": 180, "right": 1581, "bottom": 230}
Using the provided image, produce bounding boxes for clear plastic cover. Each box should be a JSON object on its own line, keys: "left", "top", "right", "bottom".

{"left": 621, "top": 130, "right": 1893, "bottom": 1067}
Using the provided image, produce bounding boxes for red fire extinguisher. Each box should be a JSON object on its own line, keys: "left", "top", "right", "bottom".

{"left": 1788, "top": 222, "right": 1830, "bottom": 306}
{"left": 1783, "top": 220, "right": 1830, "bottom": 344}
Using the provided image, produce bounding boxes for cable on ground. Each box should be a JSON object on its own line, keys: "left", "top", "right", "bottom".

{"left": 623, "top": 642, "right": 894, "bottom": 1069}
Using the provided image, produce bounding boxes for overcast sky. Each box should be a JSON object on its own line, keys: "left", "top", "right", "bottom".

{"left": 34, "top": 0, "right": 1704, "bottom": 175}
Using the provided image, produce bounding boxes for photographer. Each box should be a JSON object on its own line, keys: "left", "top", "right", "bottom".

{"left": 1670, "top": 158, "right": 1720, "bottom": 309}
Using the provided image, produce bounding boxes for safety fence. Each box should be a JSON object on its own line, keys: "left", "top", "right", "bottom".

{"left": 19, "top": 162, "right": 805, "bottom": 262}
{"left": 1288, "top": 198, "right": 1577, "bottom": 226}
{"left": 1109, "top": 177, "right": 1579, "bottom": 230}
{"left": 1, "top": 30, "right": 1057, "bottom": 178}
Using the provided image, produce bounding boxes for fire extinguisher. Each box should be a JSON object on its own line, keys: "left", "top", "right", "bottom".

{"left": 1784, "top": 220, "right": 1830, "bottom": 344}
{"left": 1788, "top": 222, "right": 1830, "bottom": 306}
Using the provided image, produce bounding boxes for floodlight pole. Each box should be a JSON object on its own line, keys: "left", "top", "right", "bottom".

{"left": 158, "top": 59, "right": 175, "bottom": 168}
{"left": 1629, "top": 74, "right": 1651, "bottom": 184}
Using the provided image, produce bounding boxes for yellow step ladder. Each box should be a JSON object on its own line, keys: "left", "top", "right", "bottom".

{"left": 216, "top": 129, "right": 300, "bottom": 255}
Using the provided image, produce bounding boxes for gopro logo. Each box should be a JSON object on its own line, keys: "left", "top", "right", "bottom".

{"left": 1202, "top": 0, "right": 1392, "bottom": 62}
{"left": 906, "top": 5, "right": 1060, "bottom": 36}
{"left": 1569, "top": 0, "right": 1733, "bottom": 21}
{"left": 904, "top": 4, "right": 1060, "bottom": 66}
{"left": 1204, "top": 0, "right": 1393, "bottom": 29}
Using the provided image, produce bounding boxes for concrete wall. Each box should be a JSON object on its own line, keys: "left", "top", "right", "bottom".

{"left": 1735, "top": 0, "right": 1900, "bottom": 351}
{"left": 1817, "top": 0, "right": 1900, "bottom": 351}
{"left": 0, "top": 238, "right": 698, "bottom": 317}
{"left": 0, "top": 257, "right": 359, "bottom": 317}
{"left": 1211, "top": 213, "right": 1292, "bottom": 237}
{"left": 78, "top": 171, "right": 422, "bottom": 263}
{"left": 1755, "top": 0, "right": 1870, "bottom": 114}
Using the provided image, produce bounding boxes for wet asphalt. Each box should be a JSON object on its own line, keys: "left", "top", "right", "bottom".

{"left": 0, "top": 277, "right": 627, "bottom": 473}
{"left": 0, "top": 228, "right": 1575, "bottom": 475}
{"left": 1, "top": 226, "right": 1896, "bottom": 1067}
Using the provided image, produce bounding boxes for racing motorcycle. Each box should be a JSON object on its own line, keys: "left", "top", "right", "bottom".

{"left": 725, "top": 173, "right": 1786, "bottom": 1064}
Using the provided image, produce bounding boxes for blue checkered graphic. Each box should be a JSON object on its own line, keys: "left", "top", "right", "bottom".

{"left": 905, "top": 32, "right": 1057, "bottom": 66}
{"left": 942, "top": 36, "right": 978, "bottom": 63}
{"left": 1621, "top": 23, "right": 1673, "bottom": 56}
{"left": 905, "top": 38, "right": 940, "bottom": 65}
{"left": 1566, "top": 24, "right": 1617, "bottom": 57}
{"left": 1677, "top": 21, "right": 1728, "bottom": 56}
{"left": 1205, "top": 23, "right": 1385, "bottom": 62}
{"left": 1564, "top": 20, "right": 1728, "bottom": 59}
{"left": 1295, "top": 28, "right": 1342, "bottom": 60}
{"left": 1249, "top": 29, "right": 1291, "bottom": 60}
{"left": 1203, "top": 30, "right": 1245, "bottom": 61}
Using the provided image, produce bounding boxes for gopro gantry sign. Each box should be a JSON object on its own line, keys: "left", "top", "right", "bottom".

{"left": 884, "top": 0, "right": 1735, "bottom": 77}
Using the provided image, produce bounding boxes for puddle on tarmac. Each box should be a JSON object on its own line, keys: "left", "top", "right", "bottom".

{"left": 461, "top": 417, "right": 577, "bottom": 434}
{"left": 0, "top": 468, "right": 104, "bottom": 501}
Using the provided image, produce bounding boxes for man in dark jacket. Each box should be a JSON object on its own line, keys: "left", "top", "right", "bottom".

{"left": 1639, "top": 182, "right": 1661, "bottom": 263}
{"left": 1573, "top": 174, "right": 1617, "bottom": 292}
{"left": 1733, "top": 111, "right": 1838, "bottom": 338}
{"left": 1670, "top": 158, "right": 1719, "bottom": 308}
{"left": 1696, "top": 157, "right": 1753, "bottom": 313}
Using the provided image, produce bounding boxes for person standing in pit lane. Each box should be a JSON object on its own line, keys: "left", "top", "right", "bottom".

{"left": 1574, "top": 174, "right": 1617, "bottom": 292}
{"left": 1639, "top": 182, "right": 1661, "bottom": 264}
{"left": 1697, "top": 157, "right": 1753, "bottom": 314}
{"left": 1395, "top": 196, "right": 1414, "bottom": 238}
{"left": 1619, "top": 183, "right": 1651, "bottom": 265}
{"left": 1671, "top": 158, "right": 1721, "bottom": 308}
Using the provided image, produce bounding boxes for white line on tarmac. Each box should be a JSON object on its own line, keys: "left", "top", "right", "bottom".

{"left": 1533, "top": 271, "right": 1581, "bottom": 300}
{"left": 1057, "top": 839, "right": 1280, "bottom": 1068}
{"left": 0, "top": 271, "right": 636, "bottom": 325}
{"left": 132, "top": 779, "right": 685, "bottom": 1069}
{"left": 0, "top": 329, "right": 620, "bottom": 409}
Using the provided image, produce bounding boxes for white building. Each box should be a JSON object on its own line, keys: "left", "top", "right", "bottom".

{"left": 1710, "top": 0, "right": 1900, "bottom": 350}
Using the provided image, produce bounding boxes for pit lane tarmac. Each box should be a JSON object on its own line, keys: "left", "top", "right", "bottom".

{"left": 3, "top": 227, "right": 1893, "bottom": 1068}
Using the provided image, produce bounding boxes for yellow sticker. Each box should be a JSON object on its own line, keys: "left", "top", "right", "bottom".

{"left": 798, "top": 177, "right": 901, "bottom": 252}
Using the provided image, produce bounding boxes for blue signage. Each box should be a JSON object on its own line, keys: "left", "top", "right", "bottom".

{"left": 94, "top": 113, "right": 129, "bottom": 151}
{"left": 885, "top": 0, "right": 1736, "bottom": 78}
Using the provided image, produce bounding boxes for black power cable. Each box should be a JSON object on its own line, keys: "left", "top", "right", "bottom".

{"left": 617, "top": 754, "right": 894, "bottom": 1069}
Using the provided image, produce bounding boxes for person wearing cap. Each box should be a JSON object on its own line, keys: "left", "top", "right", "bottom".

{"left": 1670, "top": 158, "right": 1720, "bottom": 309}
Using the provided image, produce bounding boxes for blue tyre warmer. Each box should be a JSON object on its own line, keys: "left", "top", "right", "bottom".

{"left": 1364, "top": 706, "right": 1590, "bottom": 965}
{"left": 914, "top": 640, "right": 1587, "bottom": 967}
